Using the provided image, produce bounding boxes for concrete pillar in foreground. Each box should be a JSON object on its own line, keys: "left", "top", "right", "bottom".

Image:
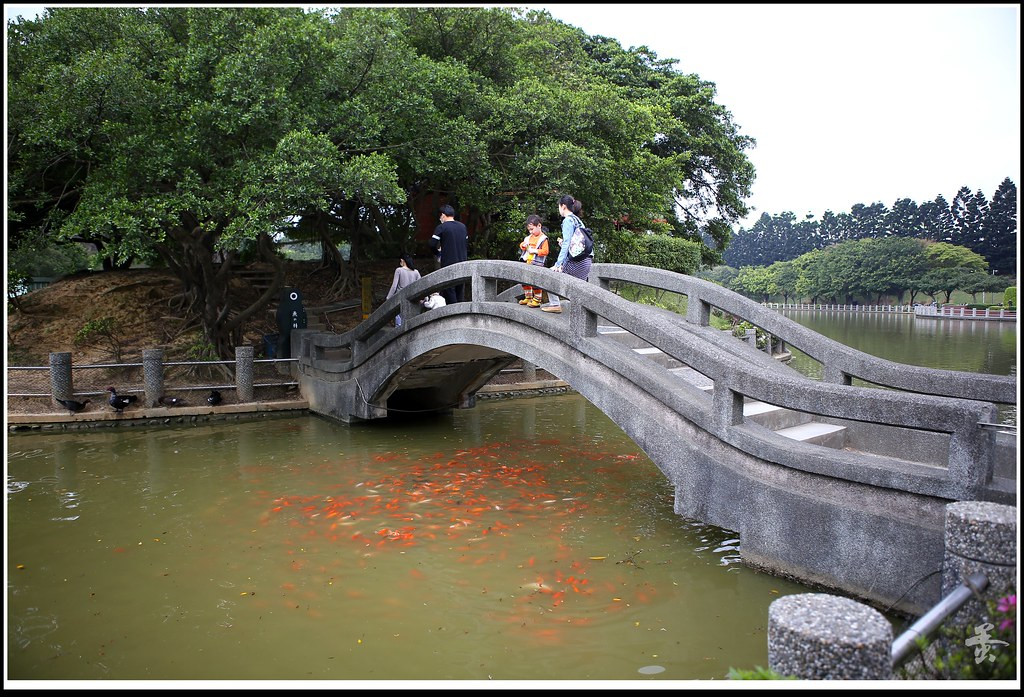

{"left": 941, "top": 501, "right": 1017, "bottom": 627}
{"left": 235, "top": 345, "right": 255, "bottom": 403}
{"left": 49, "top": 352, "right": 73, "bottom": 402}
{"left": 768, "top": 593, "right": 893, "bottom": 680}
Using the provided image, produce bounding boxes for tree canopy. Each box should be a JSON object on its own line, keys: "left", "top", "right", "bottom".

{"left": 724, "top": 178, "right": 1017, "bottom": 276}
{"left": 728, "top": 238, "right": 1005, "bottom": 305}
{"left": 7, "top": 6, "right": 756, "bottom": 356}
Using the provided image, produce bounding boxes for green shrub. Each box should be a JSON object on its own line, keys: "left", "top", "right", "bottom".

{"left": 636, "top": 234, "right": 702, "bottom": 275}
{"left": 898, "top": 591, "right": 1016, "bottom": 680}
{"left": 183, "top": 338, "right": 223, "bottom": 380}
{"left": 74, "top": 317, "right": 124, "bottom": 362}
{"left": 1003, "top": 287, "right": 1016, "bottom": 309}
{"left": 185, "top": 339, "right": 218, "bottom": 361}
{"left": 608, "top": 232, "right": 701, "bottom": 275}
{"left": 731, "top": 320, "right": 776, "bottom": 352}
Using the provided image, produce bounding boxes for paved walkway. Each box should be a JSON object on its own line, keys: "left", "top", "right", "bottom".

{"left": 7, "top": 379, "right": 571, "bottom": 431}
{"left": 8, "top": 399, "right": 310, "bottom": 431}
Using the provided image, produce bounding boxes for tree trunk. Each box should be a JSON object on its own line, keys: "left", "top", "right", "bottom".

{"left": 157, "top": 220, "right": 284, "bottom": 359}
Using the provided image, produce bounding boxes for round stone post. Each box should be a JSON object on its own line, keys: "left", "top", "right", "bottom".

{"left": 235, "top": 345, "right": 254, "bottom": 403}
{"left": 941, "top": 501, "right": 1017, "bottom": 627}
{"left": 768, "top": 593, "right": 893, "bottom": 679}
{"left": 49, "top": 351, "right": 73, "bottom": 402}
{"left": 521, "top": 361, "right": 537, "bottom": 382}
{"left": 143, "top": 348, "right": 165, "bottom": 407}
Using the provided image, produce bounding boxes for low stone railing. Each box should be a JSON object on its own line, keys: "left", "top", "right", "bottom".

{"left": 764, "top": 302, "right": 913, "bottom": 313}
{"left": 13, "top": 348, "right": 298, "bottom": 407}
{"left": 915, "top": 305, "right": 1016, "bottom": 320}
{"left": 589, "top": 265, "right": 1015, "bottom": 406}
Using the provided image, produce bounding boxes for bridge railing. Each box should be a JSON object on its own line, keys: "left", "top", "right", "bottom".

{"left": 764, "top": 303, "right": 913, "bottom": 313}
{"left": 914, "top": 305, "right": 1017, "bottom": 320}
{"left": 588, "top": 265, "right": 1016, "bottom": 406}
{"left": 295, "top": 260, "right": 1013, "bottom": 501}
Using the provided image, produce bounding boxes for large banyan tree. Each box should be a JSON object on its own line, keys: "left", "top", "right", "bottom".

{"left": 7, "top": 6, "right": 755, "bottom": 357}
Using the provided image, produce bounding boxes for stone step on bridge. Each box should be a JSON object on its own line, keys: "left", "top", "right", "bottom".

{"left": 290, "top": 260, "right": 1017, "bottom": 615}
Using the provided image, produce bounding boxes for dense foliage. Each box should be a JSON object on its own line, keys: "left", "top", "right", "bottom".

{"left": 721, "top": 238, "right": 1008, "bottom": 305}
{"left": 898, "top": 592, "right": 1017, "bottom": 680}
{"left": 724, "top": 178, "right": 1017, "bottom": 276}
{"left": 7, "top": 6, "right": 754, "bottom": 356}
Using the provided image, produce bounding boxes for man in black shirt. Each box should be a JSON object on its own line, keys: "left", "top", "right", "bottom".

{"left": 430, "top": 204, "right": 469, "bottom": 304}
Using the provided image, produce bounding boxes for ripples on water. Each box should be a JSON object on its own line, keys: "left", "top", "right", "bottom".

{"left": 8, "top": 313, "right": 1016, "bottom": 683}
{"left": 781, "top": 310, "right": 1017, "bottom": 424}
{"left": 7, "top": 397, "right": 810, "bottom": 682}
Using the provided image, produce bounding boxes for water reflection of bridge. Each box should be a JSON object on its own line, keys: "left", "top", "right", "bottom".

{"left": 294, "top": 261, "right": 1016, "bottom": 615}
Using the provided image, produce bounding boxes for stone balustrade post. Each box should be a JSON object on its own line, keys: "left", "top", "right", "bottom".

{"left": 713, "top": 386, "right": 744, "bottom": 428}
{"left": 142, "top": 348, "right": 165, "bottom": 407}
{"left": 686, "top": 295, "right": 710, "bottom": 326}
{"left": 521, "top": 361, "right": 537, "bottom": 382}
{"left": 400, "top": 297, "right": 417, "bottom": 327}
{"left": 941, "top": 501, "right": 1017, "bottom": 628}
{"left": 822, "top": 365, "right": 852, "bottom": 386}
{"left": 768, "top": 593, "right": 893, "bottom": 679}
{"left": 49, "top": 351, "right": 73, "bottom": 402}
{"left": 235, "top": 345, "right": 255, "bottom": 403}
{"left": 569, "top": 300, "right": 598, "bottom": 340}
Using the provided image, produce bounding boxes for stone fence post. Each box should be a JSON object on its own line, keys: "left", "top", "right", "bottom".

{"left": 521, "top": 361, "right": 537, "bottom": 382}
{"left": 941, "top": 501, "right": 1017, "bottom": 628}
{"left": 768, "top": 593, "right": 893, "bottom": 679}
{"left": 143, "top": 348, "right": 164, "bottom": 407}
{"left": 49, "top": 351, "right": 73, "bottom": 402}
{"left": 236, "top": 345, "right": 254, "bottom": 403}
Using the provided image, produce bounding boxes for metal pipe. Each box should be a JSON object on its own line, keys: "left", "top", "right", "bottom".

{"left": 891, "top": 572, "right": 989, "bottom": 666}
{"left": 978, "top": 422, "right": 1017, "bottom": 431}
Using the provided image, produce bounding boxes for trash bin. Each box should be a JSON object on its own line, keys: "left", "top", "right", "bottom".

{"left": 262, "top": 333, "right": 280, "bottom": 358}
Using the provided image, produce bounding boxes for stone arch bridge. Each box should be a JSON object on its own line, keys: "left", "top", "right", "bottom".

{"left": 293, "top": 261, "right": 1016, "bottom": 614}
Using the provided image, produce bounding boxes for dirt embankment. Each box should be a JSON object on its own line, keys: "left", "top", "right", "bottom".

{"left": 6, "top": 261, "right": 388, "bottom": 414}
{"left": 7, "top": 258, "right": 554, "bottom": 417}
{"left": 7, "top": 261, "right": 398, "bottom": 366}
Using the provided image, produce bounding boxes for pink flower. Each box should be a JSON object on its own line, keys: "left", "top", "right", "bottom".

{"left": 996, "top": 594, "right": 1016, "bottom": 632}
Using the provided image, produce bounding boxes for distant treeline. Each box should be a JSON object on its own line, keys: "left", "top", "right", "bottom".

{"left": 703, "top": 237, "right": 1011, "bottom": 306}
{"left": 723, "top": 177, "right": 1017, "bottom": 275}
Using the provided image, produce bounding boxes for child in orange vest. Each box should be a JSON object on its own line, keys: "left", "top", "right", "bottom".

{"left": 519, "top": 214, "right": 549, "bottom": 308}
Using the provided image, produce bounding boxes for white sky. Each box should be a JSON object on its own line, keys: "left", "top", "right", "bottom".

{"left": 535, "top": 3, "right": 1021, "bottom": 227}
{"left": 6, "top": 3, "right": 1021, "bottom": 228}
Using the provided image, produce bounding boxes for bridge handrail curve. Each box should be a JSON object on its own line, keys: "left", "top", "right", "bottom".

{"left": 299, "top": 261, "right": 1004, "bottom": 430}
{"left": 297, "top": 260, "right": 1005, "bottom": 498}
{"left": 345, "top": 303, "right": 983, "bottom": 499}
{"left": 588, "top": 264, "right": 1016, "bottom": 406}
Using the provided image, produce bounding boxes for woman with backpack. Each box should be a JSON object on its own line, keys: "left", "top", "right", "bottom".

{"left": 542, "top": 195, "right": 593, "bottom": 314}
{"left": 386, "top": 254, "right": 421, "bottom": 326}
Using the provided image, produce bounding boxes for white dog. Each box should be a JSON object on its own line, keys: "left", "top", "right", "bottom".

{"left": 421, "top": 293, "right": 447, "bottom": 310}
